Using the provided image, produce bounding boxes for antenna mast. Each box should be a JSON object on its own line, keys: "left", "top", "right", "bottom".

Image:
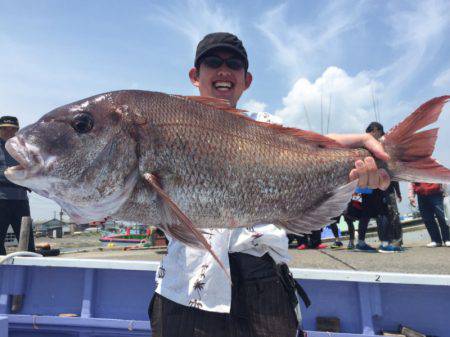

{"left": 303, "top": 103, "right": 312, "bottom": 131}
{"left": 320, "top": 93, "right": 323, "bottom": 134}
{"left": 326, "top": 94, "right": 332, "bottom": 134}
{"left": 371, "top": 86, "right": 377, "bottom": 122}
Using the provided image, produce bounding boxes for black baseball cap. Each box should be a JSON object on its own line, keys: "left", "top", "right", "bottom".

{"left": 366, "top": 121, "right": 384, "bottom": 135}
{"left": 195, "top": 32, "right": 249, "bottom": 70}
{"left": 0, "top": 116, "right": 19, "bottom": 128}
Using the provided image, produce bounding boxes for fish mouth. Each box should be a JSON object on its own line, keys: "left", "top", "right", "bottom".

{"left": 5, "top": 136, "right": 45, "bottom": 181}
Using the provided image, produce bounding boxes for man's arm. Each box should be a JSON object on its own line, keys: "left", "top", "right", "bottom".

{"left": 326, "top": 133, "right": 390, "bottom": 190}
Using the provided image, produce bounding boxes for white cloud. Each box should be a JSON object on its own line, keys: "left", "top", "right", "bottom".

{"left": 148, "top": 0, "right": 240, "bottom": 51}
{"left": 433, "top": 68, "right": 450, "bottom": 87}
{"left": 242, "top": 99, "right": 267, "bottom": 114}
{"left": 256, "top": 2, "right": 365, "bottom": 80}
{"left": 242, "top": 99, "right": 283, "bottom": 124}
{"left": 275, "top": 66, "right": 383, "bottom": 134}
{"left": 257, "top": 1, "right": 449, "bottom": 114}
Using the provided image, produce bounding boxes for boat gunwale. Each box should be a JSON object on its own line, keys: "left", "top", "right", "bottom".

{"left": 6, "top": 257, "right": 450, "bottom": 286}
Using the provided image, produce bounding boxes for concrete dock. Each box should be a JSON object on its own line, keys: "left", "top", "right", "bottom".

{"left": 51, "top": 226, "right": 450, "bottom": 275}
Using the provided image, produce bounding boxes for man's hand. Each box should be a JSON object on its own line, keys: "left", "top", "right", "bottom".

{"left": 409, "top": 198, "right": 417, "bottom": 207}
{"left": 327, "top": 133, "right": 390, "bottom": 190}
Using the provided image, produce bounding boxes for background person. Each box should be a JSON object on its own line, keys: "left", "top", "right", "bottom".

{"left": 354, "top": 187, "right": 380, "bottom": 252}
{"left": 0, "top": 116, "right": 34, "bottom": 255}
{"left": 444, "top": 184, "right": 450, "bottom": 221}
{"left": 329, "top": 211, "right": 356, "bottom": 250}
{"left": 296, "top": 230, "right": 327, "bottom": 250}
{"left": 409, "top": 183, "right": 450, "bottom": 247}
{"left": 355, "top": 122, "right": 402, "bottom": 253}
{"left": 383, "top": 181, "right": 403, "bottom": 246}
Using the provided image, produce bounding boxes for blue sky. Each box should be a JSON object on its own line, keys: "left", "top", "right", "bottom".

{"left": 1, "top": 0, "right": 449, "bottom": 220}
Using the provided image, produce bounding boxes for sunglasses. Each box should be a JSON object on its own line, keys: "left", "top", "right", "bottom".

{"left": 201, "top": 55, "right": 245, "bottom": 71}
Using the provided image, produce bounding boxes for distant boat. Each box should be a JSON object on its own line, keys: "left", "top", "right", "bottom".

{"left": 99, "top": 233, "right": 148, "bottom": 244}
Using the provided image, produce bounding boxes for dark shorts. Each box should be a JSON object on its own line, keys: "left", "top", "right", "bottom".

{"left": 149, "top": 254, "right": 303, "bottom": 337}
{"left": 345, "top": 202, "right": 362, "bottom": 220}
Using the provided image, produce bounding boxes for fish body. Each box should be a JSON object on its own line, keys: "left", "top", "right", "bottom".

{"left": 119, "top": 92, "right": 367, "bottom": 231}
{"left": 5, "top": 91, "right": 450, "bottom": 254}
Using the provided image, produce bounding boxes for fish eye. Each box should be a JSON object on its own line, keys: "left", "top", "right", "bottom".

{"left": 71, "top": 112, "right": 94, "bottom": 134}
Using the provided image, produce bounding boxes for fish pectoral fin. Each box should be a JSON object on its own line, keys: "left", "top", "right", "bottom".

{"left": 143, "top": 173, "right": 231, "bottom": 282}
{"left": 277, "top": 180, "right": 358, "bottom": 234}
{"left": 160, "top": 223, "right": 204, "bottom": 249}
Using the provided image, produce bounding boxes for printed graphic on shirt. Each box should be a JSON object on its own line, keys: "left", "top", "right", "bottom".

{"left": 187, "top": 262, "right": 210, "bottom": 309}
{"left": 193, "top": 280, "right": 206, "bottom": 295}
{"left": 157, "top": 266, "right": 166, "bottom": 279}
{"left": 188, "top": 298, "right": 203, "bottom": 309}
{"left": 199, "top": 263, "right": 209, "bottom": 279}
{"left": 251, "top": 232, "right": 263, "bottom": 247}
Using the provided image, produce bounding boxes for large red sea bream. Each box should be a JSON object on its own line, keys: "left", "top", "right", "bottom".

{"left": 5, "top": 91, "right": 450, "bottom": 271}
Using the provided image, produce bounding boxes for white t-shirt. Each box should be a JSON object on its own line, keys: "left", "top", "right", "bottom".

{"left": 155, "top": 225, "right": 290, "bottom": 313}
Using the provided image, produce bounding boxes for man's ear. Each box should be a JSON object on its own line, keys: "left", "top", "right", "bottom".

{"left": 189, "top": 67, "right": 200, "bottom": 88}
{"left": 244, "top": 71, "right": 253, "bottom": 90}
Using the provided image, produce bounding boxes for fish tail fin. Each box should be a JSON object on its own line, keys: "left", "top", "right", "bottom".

{"left": 383, "top": 95, "right": 450, "bottom": 183}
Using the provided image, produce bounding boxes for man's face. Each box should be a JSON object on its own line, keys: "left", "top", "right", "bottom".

{"left": 189, "top": 50, "right": 252, "bottom": 108}
{"left": 370, "top": 128, "right": 383, "bottom": 140}
{"left": 0, "top": 126, "right": 18, "bottom": 140}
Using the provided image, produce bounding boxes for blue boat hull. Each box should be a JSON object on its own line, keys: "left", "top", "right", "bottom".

{"left": 1, "top": 257, "right": 449, "bottom": 336}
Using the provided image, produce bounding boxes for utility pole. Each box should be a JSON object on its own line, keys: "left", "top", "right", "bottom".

{"left": 11, "top": 216, "right": 32, "bottom": 313}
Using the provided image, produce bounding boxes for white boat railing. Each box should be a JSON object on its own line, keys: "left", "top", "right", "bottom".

{"left": 8, "top": 256, "right": 450, "bottom": 286}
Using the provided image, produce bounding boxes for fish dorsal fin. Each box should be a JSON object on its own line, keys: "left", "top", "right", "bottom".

{"left": 176, "top": 95, "right": 247, "bottom": 115}
{"left": 143, "top": 173, "right": 231, "bottom": 282}
{"left": 175, "top": 95, "right": 341, "bottom": 149}
{"left": 276, "top": 180, "right": 358, "bottom": 234}
{"left": 265, "top": 125, "right": 343, "bottom": 148}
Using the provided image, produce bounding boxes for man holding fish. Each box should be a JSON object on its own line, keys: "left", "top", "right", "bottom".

{"left": 148, "top": 32, "right": 392, "bottom": 337}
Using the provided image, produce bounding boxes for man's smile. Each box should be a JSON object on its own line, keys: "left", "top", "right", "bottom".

{"left": 213, "top": 81, "right": 234, "bottom": 91}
